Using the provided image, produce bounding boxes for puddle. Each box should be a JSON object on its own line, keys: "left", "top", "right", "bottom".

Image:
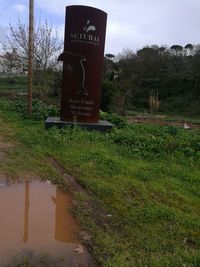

{"left": 0, "top": 180, "right": 91, "bottom": 267}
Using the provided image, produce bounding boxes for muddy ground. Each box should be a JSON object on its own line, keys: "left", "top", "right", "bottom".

{"left": 126, "top": 114, "right": 200, "bottom": 130}
{"left": 0, "top": 116, "right": 95, "bottom": 267}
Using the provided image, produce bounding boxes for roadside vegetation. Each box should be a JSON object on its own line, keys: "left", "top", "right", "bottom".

{"left": 1, "top": 22, "right": 200, "bottom": 117}
{"left": 1, "top": 21, "right": 200, "bottom": 267}
{"left": 102, "top": 45, "right": 200, "bottom": 116}
{"left": 0, "top": 98, "right": 200, "bottom": 267}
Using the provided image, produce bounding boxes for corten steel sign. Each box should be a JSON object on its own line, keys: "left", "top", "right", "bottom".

{"left": 59, "top": 5, "right": 107, "bottom": 123}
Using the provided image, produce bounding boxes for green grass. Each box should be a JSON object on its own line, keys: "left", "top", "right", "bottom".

{"left": 0, "top": 76, "right": 27, "bottom": 93}
{"left": 0, "top": 98, "right": 200, "bottom": 267}
{"left": 0, "top": 76, "right": 40, "bottom": 99}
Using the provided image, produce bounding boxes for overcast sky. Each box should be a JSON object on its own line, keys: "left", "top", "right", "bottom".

{"left": 0, "top": 0, "right": 200, "bottom": 54}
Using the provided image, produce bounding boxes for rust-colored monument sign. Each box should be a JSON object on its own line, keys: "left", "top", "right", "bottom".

{"left": 59, "top": 5, "right": 107, "bottom": 123}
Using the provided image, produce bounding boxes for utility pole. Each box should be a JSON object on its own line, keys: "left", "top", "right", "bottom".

{"left": 28, "top": 0, "right": 34, "bottom": 114}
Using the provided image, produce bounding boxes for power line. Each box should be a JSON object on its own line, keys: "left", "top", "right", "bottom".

{"left": 0, "top": 0, "right": 14, "bottom": 17}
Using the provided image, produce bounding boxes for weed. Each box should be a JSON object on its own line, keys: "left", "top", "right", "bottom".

{"left": 0, "top": 98, "right": 200, "bottom": 267}
{"left": 11, "top": 99, "right": 59, "bottom": 120}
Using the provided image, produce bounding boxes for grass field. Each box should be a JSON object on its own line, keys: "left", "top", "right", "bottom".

{"left": 0, "top": 98, "right": 200, "bottom": 267}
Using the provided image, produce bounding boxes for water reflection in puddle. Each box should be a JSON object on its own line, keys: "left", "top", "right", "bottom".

{"left": 0, "top": 180, "right": 84, "bottom": 266}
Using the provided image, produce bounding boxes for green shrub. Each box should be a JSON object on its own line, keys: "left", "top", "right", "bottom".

{"left": 100, "top": 80, "right": 115, "bottom": 112}
{"left": 11, "top": 99, "right": 59, "bottom": 120}
{"left": 100, "top": 110, "right": 128, "bottom": 128}
{"left": 0, "top": 76, "right": 27, "bottom": 86}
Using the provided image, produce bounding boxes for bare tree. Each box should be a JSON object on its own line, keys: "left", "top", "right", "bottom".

{"left": 2, "top": 20, "right": 62, "bottom": 99}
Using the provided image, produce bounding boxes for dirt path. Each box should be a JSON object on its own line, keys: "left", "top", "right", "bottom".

{"left": 127, "top": 114, "right": 200, "bottom": 130}
{"left": 0, "top": 114, "right": 95, "bottom": 267}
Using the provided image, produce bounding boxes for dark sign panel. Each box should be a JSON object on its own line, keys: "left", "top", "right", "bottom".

{"left": 59, "top": 5, "right": 107, "bottom": 123}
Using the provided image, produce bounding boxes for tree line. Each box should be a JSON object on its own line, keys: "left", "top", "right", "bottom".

{"left": 102, "top": 44, "right": 200, "bottom": 115}
{"left": 1, "top": 21, "right": 200, "bottom": 116}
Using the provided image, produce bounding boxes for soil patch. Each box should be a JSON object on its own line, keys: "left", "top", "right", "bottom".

{"left": 49, "top": 157, "right": 115, "bottom": 233}
{"left": 127, "top": 115, "right": 200, "bottom": 129}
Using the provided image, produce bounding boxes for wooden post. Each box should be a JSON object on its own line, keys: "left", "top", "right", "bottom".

{"left": 28, "top": 0, "right": 34, "bottom": 114}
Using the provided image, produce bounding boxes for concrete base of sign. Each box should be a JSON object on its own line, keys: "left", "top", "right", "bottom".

{"left": 45, "top": 117, "right": 114, "bottom": 132}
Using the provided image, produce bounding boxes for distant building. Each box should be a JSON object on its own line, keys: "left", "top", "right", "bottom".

{"left": 0, "top": 49, "right": 27, "bottom": 75}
